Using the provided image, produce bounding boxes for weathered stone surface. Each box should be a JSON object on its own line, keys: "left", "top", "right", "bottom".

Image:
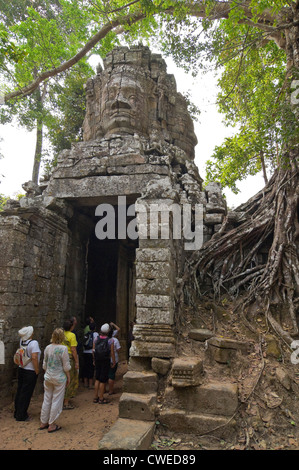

{"left": 130, "top": 341, "right": 175, "bottom": 358}
{"left": 83, "top": 45, "right": 198, "bottom": 159}
{"left": 128, "top": 357, "right": 152, "bottom": 371}
{"left": 207, "top": 336, "right": 251, "bottom": 364}
{"left": 171, "top": 357, "right": 204, "bottom": 387}
{"left": 159, "top": 410, "right": 236, "bottom": 438}
{"left": 136, "top": 294, "right": 173, "bottom": 310}
{"left": 136, "top": 308, "right": 174, "bottom": 325}
{"left": 189, "top": 328, "right": 214, "bottom": 341}
{"left": 164, "top": 381, "right": 238, "bottom": 416}
{"left": 151, "top": 357, "right": 171, "bottom": 376}
{"left": 204, "top": 213, "right": 224, "bottom": 225}
{"left": 123, "top": 370, "right": 158, "bottom": 394}
{"left": 136, "top": 278, "right": 172, "bottom": 295}
{"left": 130, "top": 323, "right": 176, "bottom": 357}
{"left": 136, "top": 247, "right": 172, "bottom": 262}
{"left": 136, "top": 261, "right": 172, "bottom": 279}
{"left": 119, "top": 393, "right": 157, "bottom": 421}
{"left": 0, "top": 208, "right": 70, "bottom": 397}
{"left": 98, "top": 418, "right": 155, "bottom": 450}
{"left": 206, "top": 202, "right": 226, "bottom": 214}
{"left": 207, "top": 336, "right": 250, "bottom": 351}
{"left": 0, "top": 45, "right": 228, "bottom": 403}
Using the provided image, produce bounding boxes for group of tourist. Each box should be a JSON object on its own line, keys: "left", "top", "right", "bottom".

{"left": 13, "top": 317, "right": 121, "bottom": 433}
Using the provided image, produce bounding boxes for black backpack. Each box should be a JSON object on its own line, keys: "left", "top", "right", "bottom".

{"left": 83, "top": 330, "right": 94, "bottom": 350}
{"left": 94, "top": 337, "right": 110, "bottom": 361}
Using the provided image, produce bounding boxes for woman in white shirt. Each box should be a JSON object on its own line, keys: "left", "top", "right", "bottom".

{"left": 14, "top": 326, "right": 41, "bottom": 422}
{"left": 40, "top": 328, "right": 71, "bottom": 433}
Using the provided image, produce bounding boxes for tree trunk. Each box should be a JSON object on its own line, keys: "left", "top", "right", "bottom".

{"left": 31, "top": 117, "right": 43, "bottom": 184}
{"left": 185, "top": 19, "right": 299, "bottom": 344}
{"left": 31, "top": 85, "right": 44, "bottom": 185}
{"left": 260, "top": 150, "right": 268, "bottom": 185}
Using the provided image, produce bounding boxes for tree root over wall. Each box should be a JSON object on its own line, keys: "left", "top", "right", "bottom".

{"left": 184, "top": 151, "right": 299, "bottom": 347}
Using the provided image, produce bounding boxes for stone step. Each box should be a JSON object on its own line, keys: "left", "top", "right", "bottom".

{"left": 159, "top": 410, "right": 237, "bottom": 439}
{"left": 123, "top": 370, "right": 158, "bottom": 394}
{"left": 164, "top": 381, "right": 238, "bottom": 416}
{"left": 189, "top": 328, "right": 214, "bottom": 341}
{"left": 98, "top": 418, "right": 155, "bottom": 450}
{"left": 207, "top": 336, "right": 251, "bottom": 352}
{"left": 119, "top": 392, "right": 157, "bottom": 421}
{"left": 206, "top": 336, "right": 252, "bottom": 364}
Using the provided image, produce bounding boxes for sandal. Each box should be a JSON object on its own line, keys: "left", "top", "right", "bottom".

{"left": 99, "top": 398, "right": 109, "bottom": 404}
{"left": 39, "top": 424, "right": 49, "bottom": 430}
{"left": 48, "top": 425, "right": 62, "bottom": 433}
{"left": 93, "top": 398, "right": 99, "bottom": 403}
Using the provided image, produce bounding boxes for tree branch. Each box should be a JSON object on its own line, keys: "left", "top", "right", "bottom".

{"left": 1, "top": 0, "right": 292, "bottom": 103}
{"left": 2, "top": 10, "right": 146, "bottom": 103}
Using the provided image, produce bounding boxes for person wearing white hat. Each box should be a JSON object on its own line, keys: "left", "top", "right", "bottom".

{"left": 14, "top": 326, "right": 41, "bottom": 421}
{"left": 92, "top": 323, "right": 115, "bottom": 404}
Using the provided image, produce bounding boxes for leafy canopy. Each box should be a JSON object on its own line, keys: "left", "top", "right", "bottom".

{"left": 0, "top": 0, "right": 298, "bottom": 189}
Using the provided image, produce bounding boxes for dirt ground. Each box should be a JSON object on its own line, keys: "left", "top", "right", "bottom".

{"left": 0, "top": 362, "right": 128, "bottom": 451}
{"left": 2, "top": 297, "right": 299, "bottom": 452}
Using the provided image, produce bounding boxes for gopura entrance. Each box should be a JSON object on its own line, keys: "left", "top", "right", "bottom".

{"left": 0, "top": 45, "right": 227, "bottom": 402}
{"left": 67, "top": 201, "right": 137, "bottom": 359}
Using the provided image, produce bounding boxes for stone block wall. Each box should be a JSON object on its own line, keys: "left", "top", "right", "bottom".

{"left": 0, "top": 207, "right": 69, "bottom": 399}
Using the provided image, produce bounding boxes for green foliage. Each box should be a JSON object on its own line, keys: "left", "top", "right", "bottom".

{"left": 203, "top": 14, "right": 296, "bottom": 191}
{"left": 0, "top": 26, "right": 27, "bottom": 66}
{"left": 205, "top": 130, "right": 275, "bottom": 194}
{"left": 0, "top": 193, "right": 9, "bottom": 211}
{"left": 0, "top": 0, "right": 98, "bottom": 180}
{"left": 0, "top": 0, "right": 297, "bottom": 190}
{"left": 43, "top": 63, "right": 93, "bottom": 177}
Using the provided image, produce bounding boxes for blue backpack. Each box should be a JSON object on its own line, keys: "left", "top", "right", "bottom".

{"left": 83, "top": 331, "right": 94, "bottom": 350}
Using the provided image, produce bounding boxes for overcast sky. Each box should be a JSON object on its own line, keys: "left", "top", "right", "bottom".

{"left": 0, "top": 56, "right": 265, "bottom": 208}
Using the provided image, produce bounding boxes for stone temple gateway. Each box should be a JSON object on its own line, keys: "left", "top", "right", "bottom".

{"left": 0, "top": 46, "right": 231, "bottom": 447}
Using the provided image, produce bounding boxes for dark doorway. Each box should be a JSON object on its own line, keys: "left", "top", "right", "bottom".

{"left": 85, "top": 235, "right": 118, "bottom": 325}
{"left": 84, "top": 224, "right": 137, "bottom": 359}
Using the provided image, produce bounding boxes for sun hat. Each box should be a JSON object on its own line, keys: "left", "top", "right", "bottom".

{"left": 18, "top": 326, "right": 34, "bottom": 341}
{"left": 100, "top": 323, "right": 110, "bottom": 334}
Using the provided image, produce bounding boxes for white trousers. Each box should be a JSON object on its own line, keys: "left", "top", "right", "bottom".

{"left": 40, "top": 380, "right": 66, "bottom": 425}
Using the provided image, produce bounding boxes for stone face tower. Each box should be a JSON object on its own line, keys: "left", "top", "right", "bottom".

{"left": 0, "top": 46, "right": 227, "bottom": 401}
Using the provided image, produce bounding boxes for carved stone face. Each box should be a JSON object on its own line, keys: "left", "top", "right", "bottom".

{"left": 100, "top": 71, "right": 150, "bottom": 136}
{"left": 83, "top": 47, "right": 197, "bottom": 159}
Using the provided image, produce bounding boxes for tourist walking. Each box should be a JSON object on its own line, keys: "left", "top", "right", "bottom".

{"left": 108, "top": 328, "right": 121, "bottom": 395}
{"left": 14, "top": 326, "right": 41, "bottom": 421}
{"left": 63, "top": 319, "right": 79, "bottom": 409}
{"left": 93, "top": 323, "right": 115, "bottom": 404}
{"left": 82, "top": 322, "right": 98, "bottom": 388}
{"left": 40, "top": 328, "right": 71, "bottom": 433}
